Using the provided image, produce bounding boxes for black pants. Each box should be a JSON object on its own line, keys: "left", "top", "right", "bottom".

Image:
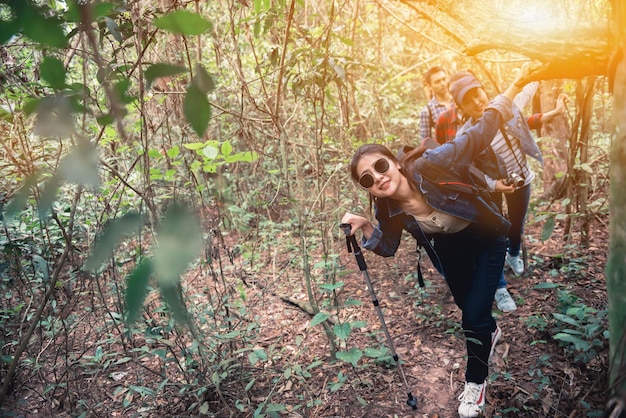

{"left": 434, "top": 225, "right": 507, "bottom": 383}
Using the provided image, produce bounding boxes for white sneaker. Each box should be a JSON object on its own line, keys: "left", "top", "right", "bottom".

{"left": 458, "top": 380, "right": 486, "bottom": 417}
{"left": 505, "top": 252, "right": 524, "bottom": 275}
{"left": 490, "top": 325, "right": 502, "bottom": 362}
{"left": 494, "top": 287, "right": 517, "bottom": 312}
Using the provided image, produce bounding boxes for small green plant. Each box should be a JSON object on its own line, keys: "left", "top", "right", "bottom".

{"left": 552, "top": 308, "right": 607, "bottom": 363}
{"left": 531, "top": 283, "right": 608, "bottom": 364}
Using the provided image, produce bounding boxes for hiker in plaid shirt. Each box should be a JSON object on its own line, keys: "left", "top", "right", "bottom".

{"left": 435, "top": 103, "right": 464, "bottom": 145}
{"left": 419, "top": 66, "right": 454, "bottom": 140}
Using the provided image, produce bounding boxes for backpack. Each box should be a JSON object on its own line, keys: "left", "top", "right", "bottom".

{"left": 397, "top": 142, "right": 511, "bottom": 236}
{"left": 397, "top": 140, "right": 490, "bottom": 197}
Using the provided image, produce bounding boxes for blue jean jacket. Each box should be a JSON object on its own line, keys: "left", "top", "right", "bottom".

{"left": 363, "top": 94, "right": 514, "bottom": 273}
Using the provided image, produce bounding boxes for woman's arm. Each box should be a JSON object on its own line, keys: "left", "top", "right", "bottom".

{"left": 341, "top": 212, "right": 374, "bottom": 239}
{"left": 422, "top": 95, "right": 513, "bottom": 169}
{"left": 513, "top": 81, "right": 539, "bottom": 109}
{"left": 539, "top": 94, "right": 568, "bottom": 123}
{"left": 341, "top": 210, "right": 403, "bottom": 257}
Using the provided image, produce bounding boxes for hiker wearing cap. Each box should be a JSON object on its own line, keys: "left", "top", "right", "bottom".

{"left": 436, "top": 69, "right": 517, "bottom": 313}
{"left": 341, "top": 68, "right": 533, "bottom": 418}
{"left": 450, "top": 72, "right": 567, "bottom": 277}
{"left": 418, "top": 66, "right": 454, "bottom": 140}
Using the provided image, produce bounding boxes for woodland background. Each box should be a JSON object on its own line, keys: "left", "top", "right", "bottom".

{"left": 0, "top": 0, "right": 624, "bottom": 417}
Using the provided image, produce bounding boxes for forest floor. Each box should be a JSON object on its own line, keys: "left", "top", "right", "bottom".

{"left": 1, "top": 213, "right": 609, "bottom": 418}
{"left": 236, "top": 215, "right": 610, "bottom": 418}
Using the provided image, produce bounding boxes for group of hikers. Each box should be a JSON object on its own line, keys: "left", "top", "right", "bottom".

{"left": 341, "top": 65, "right": 567, "bottom": 416}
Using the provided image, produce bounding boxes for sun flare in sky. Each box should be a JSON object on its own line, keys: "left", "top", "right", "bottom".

{"left": 502, "top": 2, "right": 568, "bottom": 31}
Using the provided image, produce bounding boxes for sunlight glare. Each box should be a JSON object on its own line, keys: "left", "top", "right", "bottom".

{"left": 504, "top": 3, "right": 563, "bottom": 31}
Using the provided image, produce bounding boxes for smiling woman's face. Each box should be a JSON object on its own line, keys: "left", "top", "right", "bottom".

{"left": 460, "top": 87, "right": 490, "bottom": 120}
{"left": 355, "top": 153, "right": 402, "bottom": 198}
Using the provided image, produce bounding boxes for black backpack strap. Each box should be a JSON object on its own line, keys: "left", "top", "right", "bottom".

{"left": 415, "top": 245, "right": 425, "bottom": 288}
{"left": 499, "top": 126, "right": 526, "bottom": 180}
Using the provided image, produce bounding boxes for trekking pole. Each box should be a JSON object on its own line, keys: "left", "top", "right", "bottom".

{"left": 340, "top": 223, "right": 418, "bottom": 410}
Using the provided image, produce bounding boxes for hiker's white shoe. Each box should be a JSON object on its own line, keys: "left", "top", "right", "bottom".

{"left": 458, "top": 380, "right": 486, "bottom": 417}
{"left": 506, "top": 253, "right": 524, "bottom": 275}
{"left": 494, "top": 287, "right": 517, "bottom": 312}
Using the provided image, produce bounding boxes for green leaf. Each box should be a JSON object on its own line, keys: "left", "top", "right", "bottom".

{"left": 253, "top": 348, "right": 267, "bottom": 361}
{"left": 145, "top": 63, "right": 187, "bottom": 89}
{"left": 533, "top": 282, "right": 562, "bottom": 290}
{"left": 154, "top": 10, "right": 212, "bottom": 36}
{"left": 84, "top": 212, "right": 144, "bottom": 271}
{"left": 183, "top": 84, "right": 211, "bottom": 137}
{"left": 245, "top": 379, "right": 255, "bottom": 391}
{"left": 0, "top": 106, "right": 13, "bottom": 122}
{"left": 265, "top": 404, "right": 286, "bottom": 413}
{"left": 148, "top": 149, "right": 162, "bottom": 158}
{"left": 553, "top": 333, "right": 590, "bottom": 351}
{"left": 552, "top": 313, "right": 581, "bottom": 328}
{"left": 166, "top": 146, "right": 180, "bottom": 158}
{"left": 221, "top": 141, "right": 232, "bottom": 157}
{"left": 128, "top": 385, "right": 156, "bottom": 397}
{"left": 319, "top": 281, "right": 344, "bottom": 291}
{"left": 541, "top": 215, "right": 555, "bottom": 242}
{"left": 38, "top": 173, "right": 64, "bottom": 219}
{"left": 21, "top": 6, "right": 67, "bottom": 48}
{"left": 237, "top": 151, "right": 258, "bottom": 162}
{"left": 124, "top": 258, "right": 153, "bottom": 325}
{"left": 104, "top": 16, "right": 123, "bottom": 42}
{"left": 153, "top": 204, "right": 202, "bottom": 285}
{"left": 334, "top": 322, "right": 352, "bottom": 340}
{"left": 113, "top": 78, "right": 133, "bottom": 104}
{"left": 32, "top": 255, "right": 50, "bottom": 282}
{"left": 363, "top": 347, "right": 387, "bottom": 358}
{"left": 34, "top": 95, "right": 74, "bottom": 137}
{"left": 3, "top": 173, "right": 40, "bottom": 221}
{"left": 192, "top": 63, "right": 216, "bottom": 94}
{"left": 40, "top": 56, "right": 66, "bottom": 90}
{"left": 159, "top": 283, "right": 189, "bottom": 325}
{"left": 58, "top": 140, "right": 100, "bottom": 187}
{"left": 248, "top": 348, "right": 267, "bottom": 366}
{"left": 336, "top": 347, "right": 362, "bottom": 367}
{"left": 21, "top": 98, "right": 40, "bottom": 115}
{"left": 94, "top": 346, "right": 103, "bottom": 361}
{"left": 93, "top": 3, "right": 116, "bottom": 20}
{"left": 182, "top": 142, "right": 205, "bottom": 150}
{"left": 0, "top": 19, "right": 21, "bottom": 45}
{"left": 96, "top": 113, "right": 114, "bottom": 126}
{"left": 309, "top": 312, "right": 330, "bottom": 327}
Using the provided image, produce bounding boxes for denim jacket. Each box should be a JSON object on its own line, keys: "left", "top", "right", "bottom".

{"left": 363, "top": 95, "right": 514, "bottom": 273}
{"left": 460, "top": 97, "right": 543, "bottom": 184}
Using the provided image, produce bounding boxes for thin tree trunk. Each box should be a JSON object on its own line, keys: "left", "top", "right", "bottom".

{"left": 576, "top": 79, "right": 594, "bottom": 248}
{"left": 538, "top": 79, "right": 570, "bottom": 199}
{"left": 564, "top": 78, "right": 594, "bottom": 242}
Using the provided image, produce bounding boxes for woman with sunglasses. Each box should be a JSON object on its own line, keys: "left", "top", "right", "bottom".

{"left": 341, "top": 70, "right": 531, "bottom": 417}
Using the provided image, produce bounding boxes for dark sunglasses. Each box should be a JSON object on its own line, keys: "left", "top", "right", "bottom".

{"left": 358, "top": 158, "right": 390, "bottom": 189}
